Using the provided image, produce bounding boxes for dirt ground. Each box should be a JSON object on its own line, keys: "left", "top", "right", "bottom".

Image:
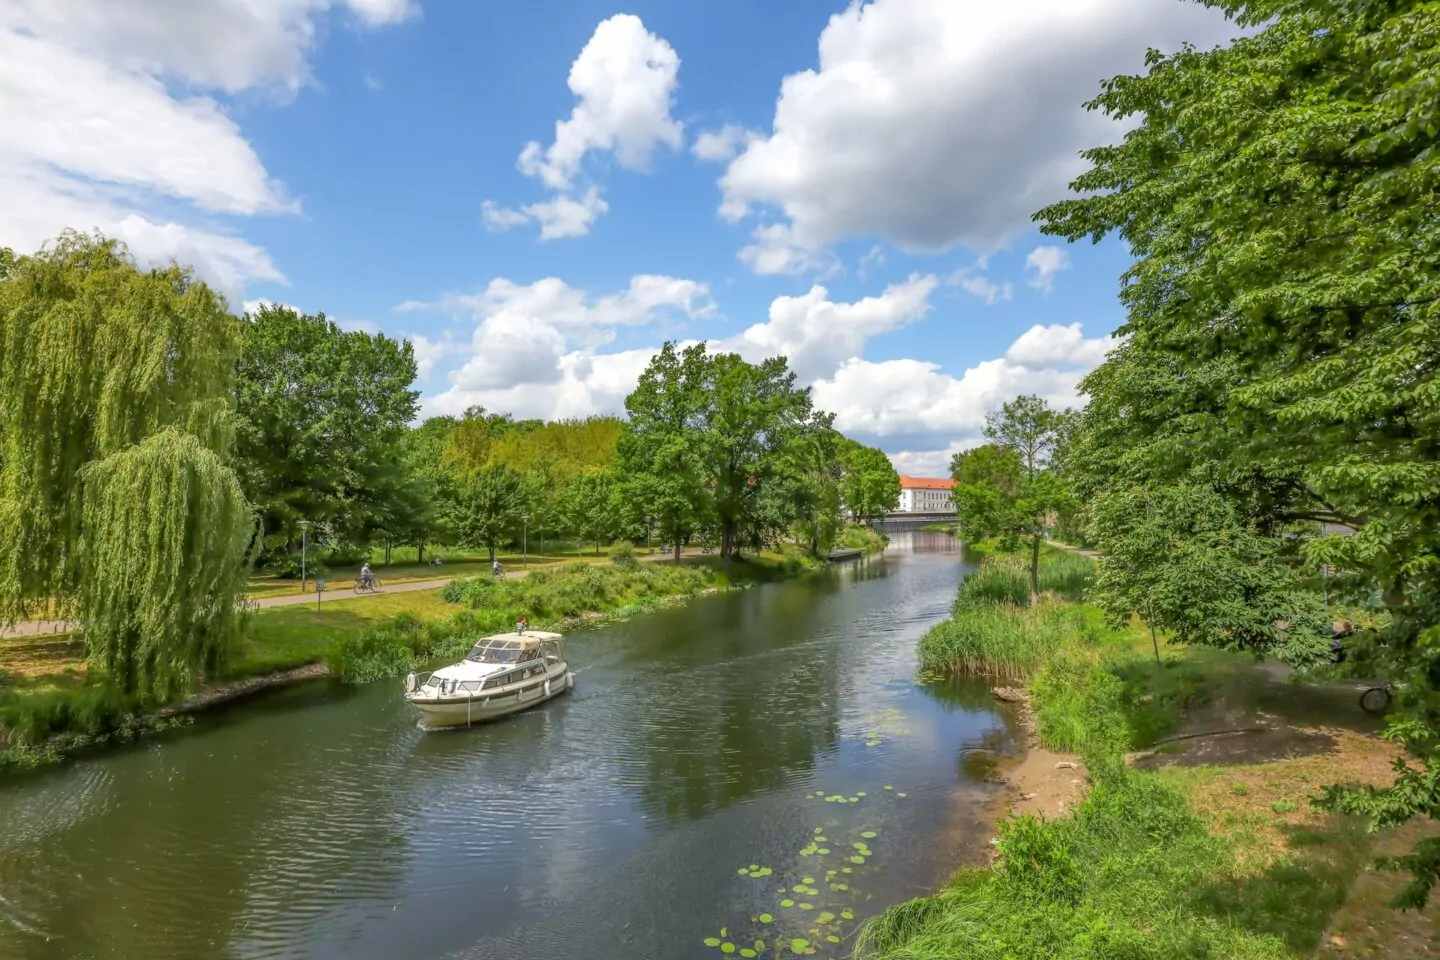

{"left": 984, "top": 664, "right": 1440, "bottom": 956}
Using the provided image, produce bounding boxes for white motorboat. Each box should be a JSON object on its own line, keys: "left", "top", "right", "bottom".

{"left": 403, "top": 631, "right": 573, "bottom": 728}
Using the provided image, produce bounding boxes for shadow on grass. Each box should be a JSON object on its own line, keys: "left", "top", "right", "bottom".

{"left": 1188, "top": 819, "right": 1373, "bottom": 954}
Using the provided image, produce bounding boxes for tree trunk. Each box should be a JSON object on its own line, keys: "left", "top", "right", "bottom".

{"left": 487, "top": 543, "right": 495, "bottom": 562}
{"left": 417, "top": 542, "right": 425, "bottom": 564}
{"left": 1029, "top": 534, "right": 1041, "bottom": 605}
{"left": 385, "top": 542, "right": 391, "bottom": 565}
{"left": 1149, "top": 621, "right": 1161, "bottom": 667}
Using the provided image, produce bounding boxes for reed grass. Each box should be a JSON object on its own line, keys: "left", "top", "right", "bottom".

{"left": 917, "top": 550, "right": 1100, "bottom": 677}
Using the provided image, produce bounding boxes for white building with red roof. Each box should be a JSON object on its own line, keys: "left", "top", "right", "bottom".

{"left": 897, "top": 475, "right": 955, "bottom": 514}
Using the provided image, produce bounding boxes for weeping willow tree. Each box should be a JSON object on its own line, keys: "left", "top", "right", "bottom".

{"left": 0, "top": 233, "right": 254, "bottom": 698}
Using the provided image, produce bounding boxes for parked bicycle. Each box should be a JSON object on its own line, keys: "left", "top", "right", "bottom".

{"left": 1360, "top": 680, "right": 1394, "bottom": 714}
{"left": 353, "top": 576, "right": 383, "bottom": 594}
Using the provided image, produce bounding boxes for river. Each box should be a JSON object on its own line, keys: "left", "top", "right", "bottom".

{"left": 0, "top": 533, "right": 1017, "bottom": 960}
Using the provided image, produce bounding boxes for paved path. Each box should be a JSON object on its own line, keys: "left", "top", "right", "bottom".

{"left": 1, "top": 550, "right": 704, "bottom": 638}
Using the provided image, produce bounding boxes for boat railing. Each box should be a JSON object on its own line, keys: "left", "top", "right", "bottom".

{"left": 405, "top": 668, "right": 555, "bottom": 699}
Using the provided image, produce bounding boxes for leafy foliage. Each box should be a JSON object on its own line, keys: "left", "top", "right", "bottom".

{"left": 838, "top": 438, "right": 901, "bottom": 522}
{"left": 235, "top": 303, "right": 418, "bottom": 566}
{"left": 951, "top": 397, "right": 1073, "bottom": 602}
{"left": 0, "top": 233, "right": 253, "bottom": 696}
{"left": 1034, "top": 0, "right": 1440, "bottom": 899}
{"left": 619, "top": 342, "right": 852, "bottom": 559}
{"left": 1090, "top": 484, "right": 1328, "bottom": 666}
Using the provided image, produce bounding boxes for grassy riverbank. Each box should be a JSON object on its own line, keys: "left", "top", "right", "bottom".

{"left": 864, "top": 549, "right": 1435, "bottom": 959}
{"left": 0, "top": 549, "right": 819, "bottom": 768}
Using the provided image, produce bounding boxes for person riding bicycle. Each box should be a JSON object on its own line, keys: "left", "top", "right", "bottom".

{"left": 492, "top": 558, "right": 502, "bottom": 577}
{"left": 360, "top": 562, "right": 375, "bottom": 588}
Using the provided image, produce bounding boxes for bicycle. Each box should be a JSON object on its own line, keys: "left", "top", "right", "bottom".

{"left": 1360, "top": 680, "right": 1394, "bottom": 714}
{"left": 353, "top": 577, "right": 382, "bottom": 594}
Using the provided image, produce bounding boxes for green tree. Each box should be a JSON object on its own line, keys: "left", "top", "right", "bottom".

{"left": 952, "top": 396, "right": 1071, "bottom": 603}
{"left": 698, "top": 351, "right": 818, "bottom": 558}
{"left": 619, "top": 343, "right": 710, "bottom": 561}
{"left": 561, "top": 467, "right": 623, "bottom": 554}
{"left": 0, "top": 233, "right": 253, "bottom": 697}
{"left": 234, "top": 304, "right": 418, "bottom": 566}
{"left": 1034, "top": 0, "right": 1440, "bottom": 900}
{"left": 784, "top": 418, "right": 843, "bottom": 557}
{"left": 451, "top": 461, "right": 526, "bottom": 562}
{"left": 1090, "top": 484, "right": 1327, "bottom": 666}
{"left": 838, "top": 439, "right": 901, "bottom": 522}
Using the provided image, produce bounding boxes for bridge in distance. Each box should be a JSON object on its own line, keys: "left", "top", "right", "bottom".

{"left": 869, "top": 512, "right": 959, "bottom": 533}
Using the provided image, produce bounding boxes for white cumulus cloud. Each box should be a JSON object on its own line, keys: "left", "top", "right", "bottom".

{"left": 716, "top": 0, "right": 1236, "bottom": 272}
{"left": 488, "top": 14, "right": 683, "bottom": 239}
{"left": 718, "top": 274, "right": 937, "bottom": 382}
{"left": 1005, "top": 322, "right": 1117, "bottom": 370}
{"left": 811, "top": 323, "right": 1115, "bottom": 463}
{"left": 692, "top": 124, "right": 755, "bottom": 163}
{"left": 404, "top": 273, "right": 715, "bottom": 413}
{"left": 1025, "top": 244, "right": 1071, "bottom": 293}
{"left": 0, "top": 0, "right": 412, "bottom": 301}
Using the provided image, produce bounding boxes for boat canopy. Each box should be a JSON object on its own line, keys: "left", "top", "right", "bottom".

{"left": 465, "top": 632, "right": 562, "bottom": 664}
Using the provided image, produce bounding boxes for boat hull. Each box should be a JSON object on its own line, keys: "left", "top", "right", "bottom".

{"left": 408, "top": 668, "right": 573, "bottom": 728}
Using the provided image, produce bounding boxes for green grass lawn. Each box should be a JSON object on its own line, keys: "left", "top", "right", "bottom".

{"left": 245, "top": 546, "right": 612, "bottom": 599}
{"left": 223, "top": 588, "right": 457, "bottom": 678}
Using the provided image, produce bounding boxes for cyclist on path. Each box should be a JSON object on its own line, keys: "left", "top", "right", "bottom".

{"left": 360, "top": 562, "right": 375, "bottom": 588}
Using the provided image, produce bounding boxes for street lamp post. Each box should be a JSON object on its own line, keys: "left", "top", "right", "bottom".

{"left": 298, "top": 520, "right": 312, "bottom": 593}
{"left": 522, "top": 514, "right": 530, "bottom": 571}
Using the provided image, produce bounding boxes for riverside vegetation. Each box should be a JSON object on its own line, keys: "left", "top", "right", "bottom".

{"left": 855, "top": 548, "right": 1421, "bottom": 960}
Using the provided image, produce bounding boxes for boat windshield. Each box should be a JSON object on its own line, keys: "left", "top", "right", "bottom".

{"left": 465, "top": 639, "right": 526, "bottom": 663}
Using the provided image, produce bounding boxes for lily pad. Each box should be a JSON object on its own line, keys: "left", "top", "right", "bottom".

{"left": 740, "top": 951, "right": 757, "bottom": 959}
{"left": 818, "top": 912, "right": 836, "bottom": 923}
{"left": 884, "top": 785, "right": 893, "bottom": 791}
{"left": 816, "top": 848, "right": 830, "bottom": 855}
{"left": 841, "top": 909, "right": 855, "bottom": 920}
{"left": 781, "top": 899, "right": 795, "bottom": 908}
{"left": 851, "top": 855, "right": 866, "bottom": 864}
{"left": 848, "top": 797, "right": 859, "bottom": 803}
{"left": 792, "top": 884, "right": 808, "bottom": 893}
{"left": 861, "top": 831, "right": 877, "bottom": 839}
{"left": 799, "top": 903, "right": 814, "bottom": 911}
{"left": 827, "top": 935, "right": 841, "bottom": 944}
{"left": 833, "top": 882, "right": 849, "bottom": 891}
{"left": 897, "top": 792, "right": 908, "bottom": 798}
{"left": 705, "top": 938, "right": 721, "bottom": 947}
{"left": 802, "top": 876, "right": 815, "bottom": 884}
{"left": 722, "top": 944, "right": 736, "bottom": 955}
{"left": 842, "top": 867, "right": 853, "bottom": 874}
{"left": 865, "top": 740, "right": 880, "bottom": 747}
{"left": 790, "top": 939, "right": 810, "bottom": 954}
{"left": 857, "top": 791, "right": 867, "bottom": 797}
{"left": 758, "top": 913, "right": 774, "bottom": 924}
{"left": 738, "top": 868, "right": 750, "bottom": 876}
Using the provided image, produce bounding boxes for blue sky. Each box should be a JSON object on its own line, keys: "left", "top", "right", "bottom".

{"left": 0, "top": 0, "right": 1239, "bottom": 474}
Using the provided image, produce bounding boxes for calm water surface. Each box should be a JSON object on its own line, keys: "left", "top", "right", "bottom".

{"left": 0, "top": 533, "right": 1018, "bottom": 959}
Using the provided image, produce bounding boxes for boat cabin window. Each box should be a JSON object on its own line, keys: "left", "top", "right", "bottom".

{"left": 465, "top": 639, "right": 529, "bottom": 663}
{"left": 483, "top": 669, "right": 525, "bottom": 689}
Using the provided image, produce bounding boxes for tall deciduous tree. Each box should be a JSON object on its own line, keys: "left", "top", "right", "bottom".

{"left": 619, "top": 343, "right": 710, "bottom": 560}
{"left": 234, "top": 304, "right": 417, "bottom": 565}
{"left": 0, "top": 233, "right": 253, "bottom": 697}
{"left": 952, "top": 396, "right": 1071, "bottom": 603}
{"left": 1035, "top": 0, "right": 1440, "bottom": 902}
{"left": 839, "top": 440, "right": 901, "bottom": 522}
{"left": 451, "top": 462, "right": 526, "bottom": 562}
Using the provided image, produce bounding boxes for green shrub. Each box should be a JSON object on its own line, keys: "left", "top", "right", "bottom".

{"left": 0, "top": 685, "right": 141, "bottom": 747}
{"left": 609, "top": 540, "right": 638, "bottom": 568}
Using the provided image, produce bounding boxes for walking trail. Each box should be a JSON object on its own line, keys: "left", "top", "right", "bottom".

{"left": 1, "top": 550, "right": 700, "bottom": 639}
